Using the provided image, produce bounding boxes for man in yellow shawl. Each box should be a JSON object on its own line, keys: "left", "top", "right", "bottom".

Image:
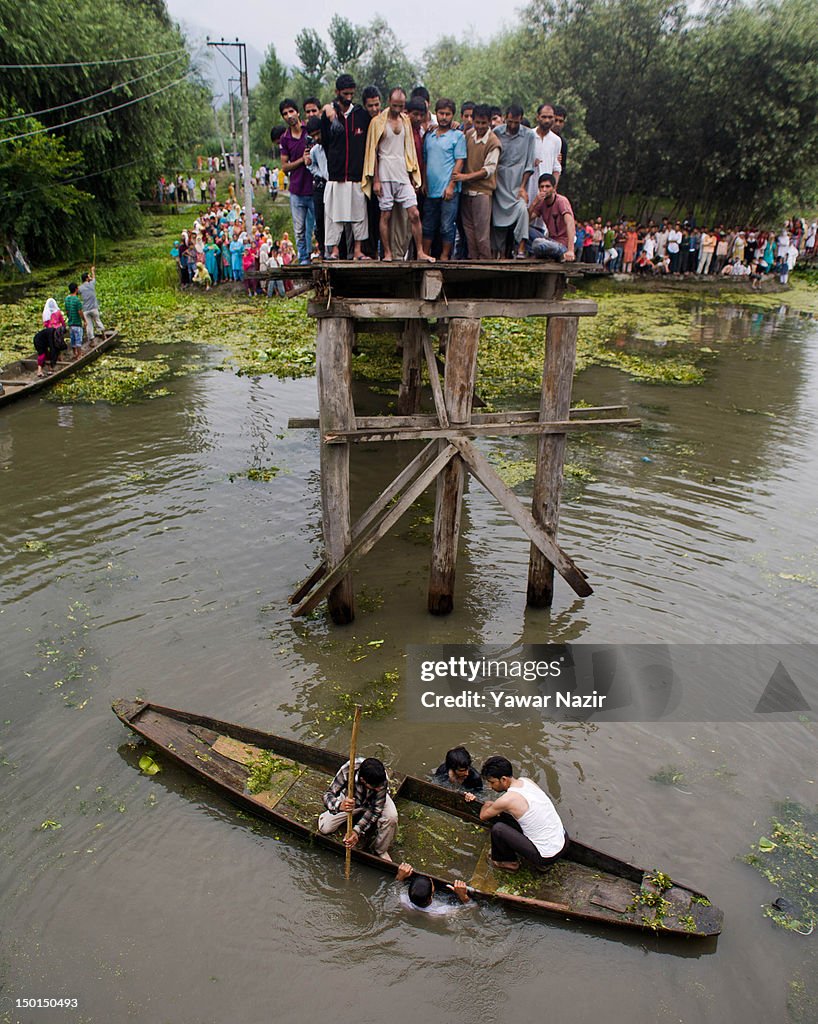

{"left": 362, "top": 88, "right": 434, "bottom": 262}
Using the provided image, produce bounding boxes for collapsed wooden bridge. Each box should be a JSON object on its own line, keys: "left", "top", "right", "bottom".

{"left": 277, "top": 260, "right": 639, "bottom": 624}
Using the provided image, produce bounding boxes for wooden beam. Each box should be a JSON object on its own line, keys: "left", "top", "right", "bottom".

{"left": 289, "top": 440, "right": 442, "bottom": 605}
{"left": 422, "top": 333, "right": 449, "bottom": 428}
{"left": 428, "top": 318, "right": 480, "bottom": 615}
{"left": 528, "top": 315, "right": 580, "bottom": 606}
{"left": 316, "top": 317, "right": 356, "bottom": 624}
{"left": 323, "top": 417, "right": 641, "bottom": 444}
{"left": 293, "top": 444, "right": 459, "bottom": 617}
{"left": 308, "top": 298, "right": 598, "bottom": 320}
{"left": 287, "top": 406, "right": 631, "bottom": 430}
{"left": 397, "top": 320, "right": 424, "bottom": 415}
{"left": 451, "top": 437, "right": 592, "bottom": 597}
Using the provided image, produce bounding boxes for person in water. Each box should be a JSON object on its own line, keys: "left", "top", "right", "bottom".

{"left": 396, "top": 862, "right": 471, "bottom": 914}
{"left": 432, "top": 746, "right": 483, "bottom": 791}
{"left": 464, "top": 755, "right": 568, "bottom": 872}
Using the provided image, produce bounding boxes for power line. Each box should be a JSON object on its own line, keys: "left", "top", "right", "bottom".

{"left": 0, "top": 72, "right": 197, "bottom": 144}
{"left": 0, "top": 54, "right": 188, "bottom": 125}
{"left": 0, "top": 136, "right": 208, "bottom": 201}
{"left": 0, "top": 49, "right": 185, "bottom": 70}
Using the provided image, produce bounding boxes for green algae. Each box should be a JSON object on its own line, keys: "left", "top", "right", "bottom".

{"left": 48, "top": 356, "right": 172, "bottom": 404}
{"left": 742, "top": 801, "right": 818, "bottom": 933}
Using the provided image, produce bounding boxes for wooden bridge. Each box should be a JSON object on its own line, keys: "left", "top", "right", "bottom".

{"left": 274, "top": 260, "right": 639, "bottom": 625}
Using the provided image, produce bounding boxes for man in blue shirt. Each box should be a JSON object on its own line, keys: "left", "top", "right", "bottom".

{"left": 422, "top": 98, "right": 466, "bottom": 261}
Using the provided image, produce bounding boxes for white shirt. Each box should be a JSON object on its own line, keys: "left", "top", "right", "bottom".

{"left": 528, "top": 129, "right": 562, "bottom": 204}
{"left": 667, "top": 229, "right": 682, "bottom": 254}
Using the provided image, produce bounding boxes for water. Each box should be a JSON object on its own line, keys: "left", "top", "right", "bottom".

{"left": 1, "top": 300, "right": 817, "bottom": 1023}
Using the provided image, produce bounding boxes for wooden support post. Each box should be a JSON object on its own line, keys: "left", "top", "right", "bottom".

{"left": 397, "top": 320, "right": 424, "bottom": 415}
{"left": 316, "top": 317, "right": 356, "bottom": 624}
{"left": 428, "top": 318, "right": 480, "bottom": 615}
{"left": 527, "top": 315, "right": 579, "bottom": 607}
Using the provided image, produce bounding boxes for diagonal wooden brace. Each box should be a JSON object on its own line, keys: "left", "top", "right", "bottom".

{"left": 292, "top": 443, "right": 459, "bottom": 616}
{"left": 451, "top": 437, "right": 593, "bottom": 597}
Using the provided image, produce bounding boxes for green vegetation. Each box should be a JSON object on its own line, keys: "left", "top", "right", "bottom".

{"left": 1, "top": 0, "right": 212, "bottom": 260}
{"left": 742, "top": 800, "right": 818, "bottom": 933}
{"left": 246, "top": 752, "right": 298, "bottom": 794}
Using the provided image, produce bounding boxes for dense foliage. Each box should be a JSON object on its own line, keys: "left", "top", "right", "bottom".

{"left": 0, "top": 0, "right": 212, "bottom": 259}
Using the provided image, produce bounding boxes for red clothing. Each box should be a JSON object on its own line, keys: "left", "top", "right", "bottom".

{"left": 530, "top": 193, "right": 575, "bottom": 247}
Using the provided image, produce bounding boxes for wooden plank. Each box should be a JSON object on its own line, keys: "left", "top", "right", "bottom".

{"left": 293, "top": 444, "right": 459, "bottom": 617}
{"left": 287, "top": 406, "right": 630, "bottom": 430}
{"left": 308, "top": 298, "right": 597, "bottom": 320}
{"left": 528, "top": 315, "right": 579, "bottom": 607}
{"left": 397, "top": 319, "right": 424, "bottom": 415}
{"left": 451, "top": 437, "right": 592, "bottom": 597}
{"left": 289, "top": 440, "right": 442, "bottom": 605}
{"left": 428, "top": 318, "right": 480, "bottom": 615}
{"left": 316, "top": 317, "right": 356, "bottom": 624}
{"left": 422, "top": 332, "right": 449, "bottom": 427}
{"left": 323, "top": 417, "right": 641, "bottom": 444}
{"left": 421, "top": 270, "right": 444, "bottom": 300}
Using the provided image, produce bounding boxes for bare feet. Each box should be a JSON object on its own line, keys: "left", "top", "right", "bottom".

{"left": 418, "top": 251, "right": 436, "bottom": 263}
{"left": 382, "top": 251, "right": 393, "bottom": 262}
{"left": 490, "top": 858, "right": 521, "bottom": 872}
{"left": 377, "top": 851, "right": 393, "bottom": 863}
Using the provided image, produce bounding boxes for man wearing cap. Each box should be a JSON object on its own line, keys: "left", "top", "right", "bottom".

{"left": 321, "top": 74, "right": 371, "bottom": 259}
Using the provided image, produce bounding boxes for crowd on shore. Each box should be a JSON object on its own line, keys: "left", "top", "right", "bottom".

{"left": 166, "top": 73, "right": 816, "bottom": 291}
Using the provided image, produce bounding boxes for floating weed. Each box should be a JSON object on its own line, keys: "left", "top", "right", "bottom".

{"left": 489, "top": 453, "right": 537, "bottom": 488}
{"left": 246, "top": 752, "right": 298, "bottom": 795}
{"left": 311, "top": 671, "right": 401, "bottom": 727}
{"left": 742, "top": 800, "right": 818, "bottom": 932}
{"left": 49, "top": 356, "right": 172, "bottom": 404}
{"left": 39, "top": 820, "right": 61, "bottom": 831}
{"left": 23, "top": 540, "right": 53, "bottom": 556}
{"left": 650, "top": 764, "right": 687, "bottom": 786}
{"left": 228, "top": 465, "right": 281, "bottom": 482}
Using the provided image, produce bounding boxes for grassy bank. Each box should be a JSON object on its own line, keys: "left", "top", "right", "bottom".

{"left": 2, "top": 209, "right": 817, "bottom": 405}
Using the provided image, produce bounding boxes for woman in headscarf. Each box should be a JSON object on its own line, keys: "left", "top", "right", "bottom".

{"left": 36, "top": 298, "right": 66, "bottom": 376}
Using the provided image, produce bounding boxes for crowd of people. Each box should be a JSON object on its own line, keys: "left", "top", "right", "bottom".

{"left": 169, "top": 199, "right": 312, "bottom": 297}
{"left": 165, "top": 74, "right": 816, "bottom": 291}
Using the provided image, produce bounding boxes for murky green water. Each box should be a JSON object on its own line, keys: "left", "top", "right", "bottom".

{"left": 1, "top": 298, "right": 817, "bottom": 1023}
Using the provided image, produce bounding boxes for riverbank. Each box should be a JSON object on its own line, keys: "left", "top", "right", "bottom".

{"left": 2, "top": 211, "right": 817, "bottom": 405}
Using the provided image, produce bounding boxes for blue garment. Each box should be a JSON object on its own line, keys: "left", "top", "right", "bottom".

{"left": 422, "top": 196, "right": 460, "bottom": 245}
{"left": 423, "top": 128, "right": 467, "bottom": 199}
{"left": 229, "top": 239, "right": 245, "bottom": 281}
{"left": 289, "top": 192, "right": 316, "bottom": 264}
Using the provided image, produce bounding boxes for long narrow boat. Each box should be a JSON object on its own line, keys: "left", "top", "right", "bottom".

{"left": 0, "top": 328, "right": 120, "bottom": 408}
{"left": 112, "top": 699, "right": 723, "bottom": 939}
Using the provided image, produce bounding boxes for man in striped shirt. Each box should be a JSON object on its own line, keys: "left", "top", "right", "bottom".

{"left": 319, "top": 756, "right": 398, "bottom": 860}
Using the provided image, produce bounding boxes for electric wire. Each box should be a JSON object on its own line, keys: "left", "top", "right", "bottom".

{"left": 0, "top": 54, "right": 188, "bottom": 125}
{"left": 0, "top": 49, "right": 185, "bottom": 70}
{"left": 0, "top": 71, "right": 198, "bottom": 144}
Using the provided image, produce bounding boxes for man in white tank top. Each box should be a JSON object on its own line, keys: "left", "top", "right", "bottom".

{"left": 464, "top": 755, "right": 567, "bottom": 872}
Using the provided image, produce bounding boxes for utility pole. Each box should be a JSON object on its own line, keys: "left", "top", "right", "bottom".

{"left": 208, "top": 38, "right": 253, "bottom": 230}
{"left": 228, "top": 77, "right": 241, "bottom": 198}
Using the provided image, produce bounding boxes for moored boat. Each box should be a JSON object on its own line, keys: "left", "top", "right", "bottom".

{"left": 0, "top": 328, "right": 120, "bottom": 408}
{"left": 112, "top": 699, "right": 723, "bottom": 939}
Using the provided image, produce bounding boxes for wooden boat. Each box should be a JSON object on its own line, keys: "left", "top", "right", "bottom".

{"left": 0, "top": 328, "right": 120, "bottom": 408}
{"left": 112, "top": 699, "right": 723, "bottom": 939}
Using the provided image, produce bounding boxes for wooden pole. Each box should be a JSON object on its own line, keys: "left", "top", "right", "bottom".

{"left": 396, "top": 320, "right": 424, "bottom": 415}
{"left": 527, "top": 315, "right": 579, "bottom": 606}
{"left": 316, "top": 316, "right": 356, "bottom": 624}
{"left": 428, "top": 318, "right": 480, "bottom": 615}
{"left": 345, "top": 704, "right": 362, "bottom": 879}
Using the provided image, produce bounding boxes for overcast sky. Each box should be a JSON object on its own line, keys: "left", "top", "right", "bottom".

{"left": 165, "top": 0, "right": 504, "bottom": 69}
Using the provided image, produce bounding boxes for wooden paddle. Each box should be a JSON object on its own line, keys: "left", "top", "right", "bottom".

{"left": 344, "top": 704, "right": 363, "bottom": 878}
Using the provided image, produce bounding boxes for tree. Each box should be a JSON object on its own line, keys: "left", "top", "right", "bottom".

{"left": 357, "top": 18, "right": 417, "bottom": 97}
{"left": 250, "top": 44, "right": 292, "bottom": 158}
{"left": 327, "top": 16, "right": 366, "bottom": 80}
{"left": 294, "top": 29, "right": 329, "bottom": 98}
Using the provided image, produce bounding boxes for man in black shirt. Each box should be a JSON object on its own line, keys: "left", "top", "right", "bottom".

{"left": 321, "top": 74, "right": 371, "bottom": 259}
{"left": 433, "top": 746, "right": 483, "bottom": 791}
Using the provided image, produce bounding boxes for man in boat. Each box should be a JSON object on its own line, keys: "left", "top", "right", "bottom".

{"left": 78, "top": 267, "right": 105, "bottom": 345}
{"left": 395, "top": 862, "right": 472, "bottom": 914}
{"left": 432, "top": 746, "right": 483, "bottom": 791}
{"left": 319, "top": 756, "right": 398, "bottom": 861}
{"left": 464, "top": 756, "right": 568, "bottom": 872}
